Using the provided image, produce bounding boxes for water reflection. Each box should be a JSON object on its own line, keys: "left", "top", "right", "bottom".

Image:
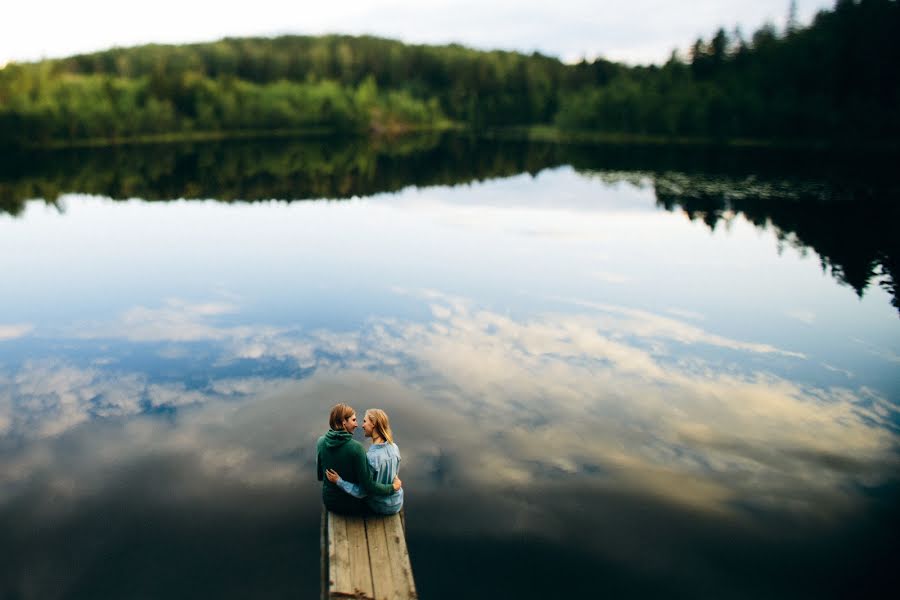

{"left": 652, "top": 172, "right": 900, "bottom": 312}
{"left": 1, "top": 291, "right": 897, "bottom": 597}
{"left": 2, "top": 136, "right": 898, "bottom": 314}
{"left": 0, "top": 134, "right": 559, "bottom": 212}
{"left": 2, "top": 137, "right": 899, "bottom": 598}
{"left": 4, "top": 293, "right": 896, "bottom": 499}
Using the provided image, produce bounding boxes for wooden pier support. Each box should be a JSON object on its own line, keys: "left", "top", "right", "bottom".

{"left": 321, "top": 509, "right": 417, "bottom": 600}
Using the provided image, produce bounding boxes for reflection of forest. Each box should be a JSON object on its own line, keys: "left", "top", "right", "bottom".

{"left": 2, "top": 135, "right": 897, "bottom": 313}
{"left": 653, "top": 174, "right": 900, "bottom": 313}
{"left": 0, "top": 134, "right": 560, "bottom": 212}
{"left": 565, "top": 145, "right": 900, "bottom": 314}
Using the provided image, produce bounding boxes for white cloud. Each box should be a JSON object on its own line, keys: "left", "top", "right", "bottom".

{"left": 786, "top": 309, "right": 816, "bottom": 324}
{"left": 665, "top": 308, "right": 705, "bottom": 321}
{"left": 552, "top": 297, "right": 805, "bottom": 357}
{"left": 0, "top": 324, "right": 32, "bottom": 341}
{"left": 146, "top": 383, "right": 210, "bottom": 408}
{"left": 2, "top": 290, "right": 895, "bottom": 518}
{"left": 591, "top": 270, "right": 630, "bottom": 284}
{"left": 364, "top": 297, "right": 895, "bottom": 515}
{"left": 5, "top": 361, "right": 146, "bottom": 438}
{"left": 114, "top": 299, "right": 240, "bottom": 342}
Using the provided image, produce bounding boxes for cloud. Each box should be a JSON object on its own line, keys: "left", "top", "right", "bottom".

{"left": 146, "top": 383, "right": 213, "bottom": 408}
{"left": 591, "top": 270, "right": 631, "bottom": 284}
{"left": 3, "top": 291, "right": 896, "bottom": 520}
{"left": 368, "top": 294, "right": 894, "bottom": 514}
{"left": 551, "top": 297, "right": 806, "bottom": 357}
{"left": 665, "top": 308, "right": 705, "bottom": 321}
{"left": 0, "top": 324, "right": 32, "bottom": 341}
{"left": 786, "top": 309, "right": 816, "bottom": 324}
{"left": 1, "top": 361, "right": 144, "bottom": 439}
{"left": 115, "top": 298, "right": 240, "bottom": 342}
{"left": 852, "top": 337, "right": 900, "bottom": 365}
{"left": 71, "top": 298, "right": 328, "bottom": 369}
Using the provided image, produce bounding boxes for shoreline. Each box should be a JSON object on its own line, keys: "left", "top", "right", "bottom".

{"left": 7, "top": 123, "right": 899, "bottom": 153}
{"left": 486, "top": 125, "right": 900, "bottom": 152}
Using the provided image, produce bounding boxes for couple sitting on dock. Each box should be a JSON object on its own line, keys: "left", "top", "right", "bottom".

{"left": 316, "top": 403, "right": 404, "bottom": 516}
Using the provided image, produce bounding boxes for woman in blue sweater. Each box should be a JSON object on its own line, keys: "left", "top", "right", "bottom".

{"left": 325, "top": 408, "right": 404, "bottom": 515}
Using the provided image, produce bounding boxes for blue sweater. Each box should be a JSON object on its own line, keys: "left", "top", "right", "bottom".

{"left": 336, "top": 442, "right": 404, "bottom": 515}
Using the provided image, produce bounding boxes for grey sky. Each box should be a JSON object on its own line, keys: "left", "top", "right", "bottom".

{"left": 3, "top": 0, "right": 836, "bottom": 66}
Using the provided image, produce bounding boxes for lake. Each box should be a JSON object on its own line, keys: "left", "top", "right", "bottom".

{"left": 1, "top": 135, "right": 898, "bottom": 599}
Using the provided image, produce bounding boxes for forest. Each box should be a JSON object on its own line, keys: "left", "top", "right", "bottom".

{"left": 0, "top": 0, "right": 897, "bottom": 147}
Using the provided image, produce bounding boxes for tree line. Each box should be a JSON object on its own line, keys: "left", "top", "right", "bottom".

{"left": 0, "top": 0, "right": 896, "bottom": 146}
{"left": 556, "top": 0, "right": 900, "bottom": 141}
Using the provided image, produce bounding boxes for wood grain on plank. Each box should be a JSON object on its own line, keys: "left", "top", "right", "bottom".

{"left": 346, "top": 516, "right": 375, "bottom": 599}
{"left": 321, "top": 507, "right": 328, "bottom": 600}
{"left": 328, "top": 512, "right": 353, "bottom": 597}
{"left": 383, "top": 513, "right": 417, "bottom": 598}
{"left": 366, "top": 516, "right": 398, "bottom": 600}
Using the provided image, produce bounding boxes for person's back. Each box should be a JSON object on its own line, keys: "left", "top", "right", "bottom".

{"left": 316, "top": 429, "right": 368, "bottom": 515}
{"left": 364, "top": 442, "right": 403, "bottom": 515}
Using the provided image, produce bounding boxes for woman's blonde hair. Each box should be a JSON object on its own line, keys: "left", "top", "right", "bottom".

{"left": 329, "top": 403, "right": 355, "bottom": 430}
{"left": 365, "top": 408, "right": 394, "bottom": 444}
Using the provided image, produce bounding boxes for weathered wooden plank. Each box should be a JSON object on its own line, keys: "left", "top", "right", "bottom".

{"left": 327, "top": 512, "right": 353, "bottom": 597}
{"left": 321, "top": 507, "right": 328, "bottom": 600}
{"left": 382, "top": 513, "right": 417, "bottom": 599}
{"left": 365, "top": 516, "right": 398, "bottom": 600}
{"left": 324, "top": 510, "right": 415, "bottom": 600}
{"left": 346, "top": 516, "right": 375, "bottom": 599}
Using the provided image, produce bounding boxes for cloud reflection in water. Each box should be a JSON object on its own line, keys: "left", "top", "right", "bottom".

{"left": 0, "top": 324, "right": 32, "bottom": 341}
{"left": 0, "top": 289, "right": 898, "bottom": 597}
{"left": 3, "top": 293, "right": 896, "bottom": 507}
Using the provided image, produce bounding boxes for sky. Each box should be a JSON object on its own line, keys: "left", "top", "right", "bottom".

{"left": 2, "top": 0, "right": 836, "bottom": 67}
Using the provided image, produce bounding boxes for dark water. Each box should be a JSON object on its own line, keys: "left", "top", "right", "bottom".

{"left": 1, "top": 135, "right": 898, "bottom": 599}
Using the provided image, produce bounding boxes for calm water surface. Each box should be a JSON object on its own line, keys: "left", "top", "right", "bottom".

{"left": 1, "top": 137, "right": 898, "bottom": 599}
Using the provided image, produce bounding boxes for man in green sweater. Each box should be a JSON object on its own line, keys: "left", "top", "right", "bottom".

{"left": 316, "top": 403, "right": 401, "bottom": 515}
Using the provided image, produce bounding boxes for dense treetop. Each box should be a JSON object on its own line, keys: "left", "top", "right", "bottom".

{"left": 0, "top": 0, "right": 897, "bottom": 146}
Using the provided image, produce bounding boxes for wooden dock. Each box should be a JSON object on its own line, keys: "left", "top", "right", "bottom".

{"left": 321, "top": 509, "right": 417, "bottom": 600}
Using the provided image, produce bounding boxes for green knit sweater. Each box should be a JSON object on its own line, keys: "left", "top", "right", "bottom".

{"left": 316, "top": 429, "right": 394, "bottom": 513}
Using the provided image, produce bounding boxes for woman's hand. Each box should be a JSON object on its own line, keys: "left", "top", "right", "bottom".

{"left": 392, "top": 475, "right": 402, "bottom": 491}
{"left": 325, "top": 468, "right": 341, "bottom": 483}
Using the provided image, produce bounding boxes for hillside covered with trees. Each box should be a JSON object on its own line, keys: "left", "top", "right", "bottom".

{"left": 0, "top": 0, "right": 896, "bottom": 147}
{"left": 556, "top": 0, "right": 900, "bottom": 141}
